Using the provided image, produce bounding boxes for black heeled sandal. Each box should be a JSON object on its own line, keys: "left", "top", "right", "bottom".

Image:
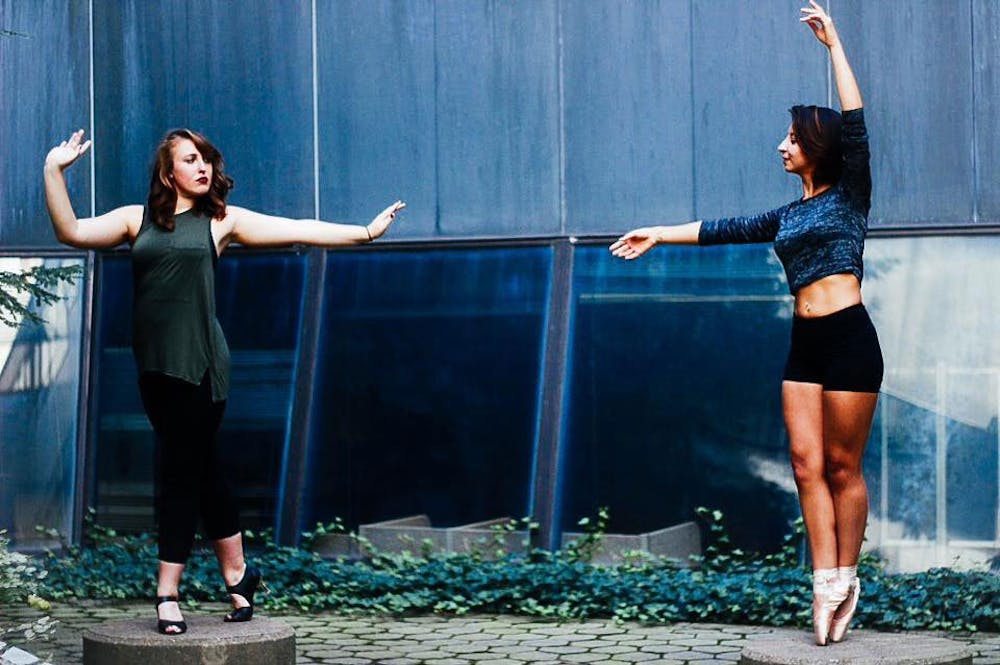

{"left": 224, "top": 565, "right": 264, "bottom": 622}
{"left": 155, "top": 595, "right": 187, "bottom": 635}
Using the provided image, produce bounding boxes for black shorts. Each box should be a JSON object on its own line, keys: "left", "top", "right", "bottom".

{"left": 783, "top": 303, "right": 883, "bottom": 393}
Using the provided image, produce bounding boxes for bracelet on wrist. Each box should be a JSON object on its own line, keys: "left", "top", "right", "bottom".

{"left": 365, "top": 225, "right": 373, "bottom": 242}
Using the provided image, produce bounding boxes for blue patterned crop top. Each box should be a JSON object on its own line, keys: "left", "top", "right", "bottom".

{"left": 697, "top": 108, "right": 871, "bottom": 294}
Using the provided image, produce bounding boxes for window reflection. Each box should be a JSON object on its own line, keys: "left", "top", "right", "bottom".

{"left": 0, "top": 257, "right": 84, "bottom": 546}
{"left": 864, "top": 237, "right": 1000, "bottom": 570}
{"left": 561, "top": 245, "right": 797, "bottom": 553}
{"left": 92, "top": 253, "right": 305, "bottom": 533}
{"left": 304, "top": 247, "right": 551, "bottom": 531}
{"left": 561, "top": 237, "right": 1000, "bottom": 571}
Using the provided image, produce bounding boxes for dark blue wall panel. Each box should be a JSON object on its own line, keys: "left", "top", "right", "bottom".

{"left": 838, "top": 1, "right": 974, "bottom": 226}
{"left": 4, "top": 1, "right": 996, "bottom": 240}
{"left": 691, "top": 1, "right": 828, "bottom": 222}
{"left": 317, "top": 1, "right": 437, "bottom": 238}
{"left": 0, "top": 0, "right": 90, "bottom": 248}
{"left": 562, "top": 1, "right": 694, "bottom": 234}
{"left": 93, "top": 0, "right": 313, "bottom": 219}
{"left": 434, "top": 1, "right": 561, "bottom": 236}
{"left": 974, "top": 0, "right": 1000, "bottom": 223}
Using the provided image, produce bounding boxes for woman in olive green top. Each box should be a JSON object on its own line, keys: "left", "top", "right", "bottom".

{"left": 44, "top": 128, "right": 404, "bottom": 634}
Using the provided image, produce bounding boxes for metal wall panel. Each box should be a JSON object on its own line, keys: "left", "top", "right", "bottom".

{"left": 6, "top": 2, "right": 997, "bottom": 244}
{"left": 974, "top": 0, "right": 1000, "bottom": 222}
{"left": 562, "top": 0, "right": 694, "bottom": 234}
{"left": 691, "top": 1, "right": 828, "bottom": 222}
{"left": 837, "top": 1, "right": 974, "bottom": 226}
{"left": 93, "top": 0, "right": 313, "bottom": 219}
{"left": 0, "top": 1, "right": 90, "bottom": 247}
{"left": 434, "top": 0, "right": 561, "bottom": 236}
{"left": 317, "top": 0, "right": 437, "bottom": 238}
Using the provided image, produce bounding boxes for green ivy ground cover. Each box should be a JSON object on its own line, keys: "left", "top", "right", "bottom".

{"left": 23, "top": 509, "right": 1000, "bottom": 632}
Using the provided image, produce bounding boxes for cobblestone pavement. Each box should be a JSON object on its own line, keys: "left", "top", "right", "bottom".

{"left": 1, "top": 601, "right": 998, "bottom": 665}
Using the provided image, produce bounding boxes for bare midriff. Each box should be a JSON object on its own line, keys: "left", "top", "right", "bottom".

{"left": 794, "top": 273, "right": 862, "bottom": 318}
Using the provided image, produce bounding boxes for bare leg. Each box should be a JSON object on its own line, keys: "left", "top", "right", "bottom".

{"left": 156, "top": 561, "right": 186, "bottom": 633}
{"left": 822, "top": 390, "right": 879, "bottom": 566}
{"left": 783, "top": 380, "right": 837, "bottom": 569}
{"left": 213, "top": 532, "right": 249, "bottom": 614}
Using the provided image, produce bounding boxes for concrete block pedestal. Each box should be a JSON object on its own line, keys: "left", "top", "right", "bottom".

{"left": 82, "top": 616, "right": 295, "bottom": 665}
{"left": 740, "top": 629, "right": 971, "bottom": 664}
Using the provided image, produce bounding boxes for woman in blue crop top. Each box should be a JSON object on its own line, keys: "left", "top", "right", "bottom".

{"left": 45, "top": 128, "right": 405, "bottom": 635}
{"left": 611, "top": 1, "right": 880, "bottom": 647}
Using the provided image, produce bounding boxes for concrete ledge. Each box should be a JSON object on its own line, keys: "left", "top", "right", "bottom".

{"left": 82, "top": 617, "right": 295, "bottom": 665}
{"left": 740, "top": 629, "right": 972, "bottom": 665}
{"left": 359, "top": 514, "right": 449, "bottom": 554}
{"left": 561, "top": 520, "right": 702, "bottom": 565}
{"left": 447, "top": 518, "right": 527, "bottom": 559}
{"left": 350, "top": 514, "right": 703, "bottom": 563}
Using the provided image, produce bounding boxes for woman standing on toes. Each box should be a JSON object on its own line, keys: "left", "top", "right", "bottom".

{"left": 44, "top": 127, "right": 405, "bottom": 635}
{"left": 610, "top": 1, "right": 879, "bottom": 646}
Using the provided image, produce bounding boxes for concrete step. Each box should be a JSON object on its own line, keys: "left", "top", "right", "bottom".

{"left": 740, "top": 628, "right": 972, "bottom": 664}
{"left": 82, "top": 616, "right": 294, "bottom": 665}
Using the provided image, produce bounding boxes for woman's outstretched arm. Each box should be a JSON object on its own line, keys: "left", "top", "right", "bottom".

{"left": 801, "top": 0, "right": 862, "bottom": 111}
{"left": 226, "top": 200, "right": 405, "bottom": 250}
{"left": 45, "top": 130, "right": 141, "bottom": 248}
{"left": 609, "top": 203, "right": 789, "bottom": 260}
{"left": 609, "top": 222, "right": 701, "bottom": 261}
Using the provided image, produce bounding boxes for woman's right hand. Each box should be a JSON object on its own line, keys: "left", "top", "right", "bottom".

{"left": 609, "top": 227, "right": 660, "bottom": 260}
{"left": 45, "top": 129, "right": 91, "bottom": 172}
{"left": 801, "top": 0, "right": 840, "bottom": 49}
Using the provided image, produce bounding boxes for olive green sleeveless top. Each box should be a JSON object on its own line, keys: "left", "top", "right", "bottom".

{"left": 131, "top": 208, "right": 230, "bottom": 402}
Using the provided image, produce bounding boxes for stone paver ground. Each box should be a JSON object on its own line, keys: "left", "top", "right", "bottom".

{"left": 0, "top": 601, "right": 997, "bottom": 665}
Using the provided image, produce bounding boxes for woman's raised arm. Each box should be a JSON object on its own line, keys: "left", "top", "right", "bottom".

{"left": 801, "top": 0, "right": 862, "bottom": 111}
{"left": 44, "top": 130, "right": 140, "bottom": 248}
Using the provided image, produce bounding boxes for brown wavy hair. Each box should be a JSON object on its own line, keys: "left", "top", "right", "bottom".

{"left": 789, "top": 105, "right": 843, "bottom": 187}
{"left": 147, "top": 129, "right": 234, "bottom": 231}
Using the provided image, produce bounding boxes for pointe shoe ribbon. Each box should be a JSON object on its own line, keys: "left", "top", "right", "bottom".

{"left": 829, "top": 577, "right": 860, "bottom": 643}
{"left": 813, "top": 575, "right": 849, "bottom": 646}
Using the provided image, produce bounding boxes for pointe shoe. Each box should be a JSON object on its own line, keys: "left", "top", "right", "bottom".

{"left": 812, "top": 578, "right": 849, "bottom": 646}
{"left": 224, "top": 565, "right": 263, "bottom": 622}
{"left": 829, "top": 577, "right": 860, "bottom": 643}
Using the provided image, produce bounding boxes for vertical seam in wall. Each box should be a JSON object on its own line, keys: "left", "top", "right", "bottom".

{"left": 74, "top": 0, "right": 97, "bottom": 544}
{"left": 88, "top": 0, "right": 95, "bottom": 217}
{"left": 433, "top": 2, "right": 441, "bottom": 234}
{"left": 996, "top": 373, "right": 1000, "bottom": 542}
{"left": 689, "top": 0, "right": 697, "bottom": 218}
{"left": 312, "top": 0, "right": 319, "bottom": 219}
{"left": 970, "top": 0, "right": 979, "bottom": 223}
{"left": 826, "top": 0, "right": 833, "bottom": 108}
{"left": 556, "top": 1, "right": 566, "bottom": 235}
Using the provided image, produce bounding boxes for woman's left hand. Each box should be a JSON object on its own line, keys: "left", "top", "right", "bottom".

{"left": 801, "top": 0, "right": 840, "bottom": 49}
{"left": 367, "top": 200, "right": 406, "bottom": 240}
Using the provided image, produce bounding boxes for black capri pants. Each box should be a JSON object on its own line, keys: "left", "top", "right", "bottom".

{"left": 139, "top": 371, "right": 240, "bottom": 564}
{"left": 783, "top": 303, "right": 883, "bottom": 393}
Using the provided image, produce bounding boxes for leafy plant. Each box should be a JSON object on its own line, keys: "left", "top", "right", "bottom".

{"left": 0, "top": 530, "right": 57, "bottom": 656}
{"left": 30, "top": 508, "right": 1000, "bottom": 632}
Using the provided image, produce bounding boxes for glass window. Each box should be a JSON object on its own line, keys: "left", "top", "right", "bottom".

{"left": 0, "top": 257, "right": 85, "bottom": 546}
{"left": 561, "top": 244, "right": 799, "bottom": 552}
{"left": 561, "top": 237, "right": 1000, "bottom": 571}
{"left": 864, "top": 236, "right": 1000, "bottom": 570}
{"left": 92, "top": 252, "right": 306, "bottom": 533}
{"left": 303, "top": 247, "right": 551, "bottom": 531}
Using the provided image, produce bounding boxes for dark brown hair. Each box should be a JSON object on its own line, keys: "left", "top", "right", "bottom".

{"left": 147, "top": 129, "right": 234, "bottom": 230}
{"left": 789, "top": 105, "right": 843, "bottom": 186}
